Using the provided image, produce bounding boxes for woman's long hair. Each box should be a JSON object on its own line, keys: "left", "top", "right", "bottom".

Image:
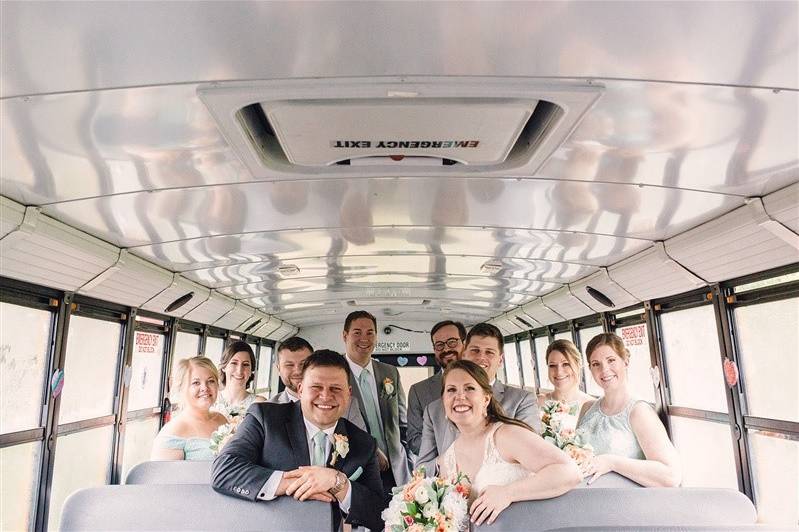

{"left": 442, "top": 359, "right": 536, "bottom": 433}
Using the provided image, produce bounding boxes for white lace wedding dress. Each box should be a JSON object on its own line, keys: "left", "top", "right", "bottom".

{"left": 440, "top": 422, "right": 531, "bottom": 501}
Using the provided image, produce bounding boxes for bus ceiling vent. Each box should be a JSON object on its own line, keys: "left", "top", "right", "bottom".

{"left": 197, "top": 78, "right": 603, "bottom": 179}
{"left": 480, "top": 260, "right": 504, "bottom": 275}
{"left": 586, "top": 286, "right": 614, "bottom": 308}
{"left": 278, "top": 264, "right": 300, "bottom": 277}
{"left": 164, "top": 292, "right": 194, "bottom": 313}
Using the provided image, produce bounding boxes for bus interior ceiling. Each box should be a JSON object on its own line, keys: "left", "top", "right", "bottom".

{"left": 0, "top": 2, "right": 797, "bottom": 336}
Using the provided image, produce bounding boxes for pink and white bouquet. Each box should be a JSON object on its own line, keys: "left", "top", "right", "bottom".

{"left": 209, "top": 413, "right": 244, "bottom": 455}
{"left": 540, "top": 399, "right": 594, "bottom": 466}
{"left": 382, "top": 467, "right": 471, "bottom": 532}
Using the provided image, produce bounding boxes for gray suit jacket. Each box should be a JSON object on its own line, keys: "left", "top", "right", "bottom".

{"left": 407, "top": 372, "right": 443, "bottom": 456}
{"left": 343, "top": 358, "right": 411, "bottom": 486}
{"left": 267, "top": 389, "right": 297, "bottom": 404}
{"left": 415, "top": 380, "right": 541, "bottom": 473}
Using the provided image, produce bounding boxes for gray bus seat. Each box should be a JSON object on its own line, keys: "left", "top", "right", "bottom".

{"left": 474, "top": 488, "right": 757, "bottom": 531}
{"left": 576, "top": 471, "right": 642, "bottom": 488}
{"left": 545, "top": 527, "right": 796, "bottom": 531}
{"left": 125, "top": 460, "right": 212, "bottom": 484}
{"left": 59, "top": 484, "right": 334, "bottom": 531}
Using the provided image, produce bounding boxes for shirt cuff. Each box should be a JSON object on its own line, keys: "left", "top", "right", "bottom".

{"left": 257, "top": 471, "right": 284, "bottom": 500}
{"left": 338, "top": 480, "right": 352, "bottom": 514}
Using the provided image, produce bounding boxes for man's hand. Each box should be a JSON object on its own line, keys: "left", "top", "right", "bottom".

{"left": 376, "top": 448, "right": 390, "bottom": 472}
{"left": 284, "top": 466, "right": 339, "bottom": 501}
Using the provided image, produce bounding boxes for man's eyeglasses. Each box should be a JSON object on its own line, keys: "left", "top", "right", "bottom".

{"left": 433, "top": 338, "right": 461, "bottom": 351}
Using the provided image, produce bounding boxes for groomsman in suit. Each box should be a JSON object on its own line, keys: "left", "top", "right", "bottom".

{"left": 212, "top": 350, "right": 384, "bottom": 532}
{"left": 406, "top": 320, "right": 466, "bottom": 456}
{"left": 416, "top": 322, "right": 542, "bottom": 472}
{"left": 269, "top": 337, "right": 314, "bottom": 404}
{"left": 341, "top": 310, "right": 411, "bottom": 497}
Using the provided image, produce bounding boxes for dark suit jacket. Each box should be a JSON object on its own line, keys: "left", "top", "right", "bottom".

{"left": 212, "top": 401, "right": 385, "bottom": 532}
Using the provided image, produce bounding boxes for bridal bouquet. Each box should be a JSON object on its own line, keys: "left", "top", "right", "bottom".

{"left": 209, "top": 413, "right": 244, "bottom": 455}
{"left": 540, "top": 399, "right": 593, "bottom": 465}
{"left": 382, "top": 467, "right": 471, "bottom": 532}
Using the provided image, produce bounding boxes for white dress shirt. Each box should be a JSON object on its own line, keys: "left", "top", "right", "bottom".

{"left": 258, "top": 418, "right": 352, "bottom": 512}
{"left": 345, "top": 356, "right": 384, "bottom": 426}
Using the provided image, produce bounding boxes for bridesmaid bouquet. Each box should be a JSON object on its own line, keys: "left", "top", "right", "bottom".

{"left": 209, "top": 413, "right": 244, "bottom": 455}
{"left": 381, "top": 467, "right": 471, "bottom": 532}
{"left": 540, "top": 400, "right": 594, "bottom": 466}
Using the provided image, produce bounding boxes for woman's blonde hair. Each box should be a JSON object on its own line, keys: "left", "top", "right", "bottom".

{"left": 170, "top": 356, "right": 220, "bottom": 404}
{"left": 585, "top": 333, "right": 630, "bottom": 363}
{"left": 545, "top": 339, "right": 582, "bottom": 374}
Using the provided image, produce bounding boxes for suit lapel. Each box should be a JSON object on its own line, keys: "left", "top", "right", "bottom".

{"left": 348, "top": 371, "right": 370, "bottom": 431}
{"left": 287, "top": 401, "right": 310, "bottom": 467}
{"left": 372, "top": 361, "right": 391, "bottom": 428}
{"left": 492, "top": 380, "right": 506, "bottom": 404}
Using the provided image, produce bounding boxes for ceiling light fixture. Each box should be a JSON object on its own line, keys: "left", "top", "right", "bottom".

{"left": 164, "top": 292, "right": 194, "bottom": 313}
{"left": 586, "top": 286, "right": 614, "bottom": 308}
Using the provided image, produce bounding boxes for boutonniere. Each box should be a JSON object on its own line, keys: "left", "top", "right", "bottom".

{"left": 330, "top": 433, "right": 350, "bottom": 466}
{"left": 382, "top": 377, "right": 395, "bottom": 396}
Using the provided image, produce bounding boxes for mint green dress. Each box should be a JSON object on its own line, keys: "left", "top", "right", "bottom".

{"left": 577, "top": 398, "right": 647, "bottom": 459}
{"left": 152, "top": 432, "right": 214, "bottom": 461}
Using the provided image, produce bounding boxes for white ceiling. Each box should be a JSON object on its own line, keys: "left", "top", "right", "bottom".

{"left": 1, "top": 1, "right": 797, "bottom": 328}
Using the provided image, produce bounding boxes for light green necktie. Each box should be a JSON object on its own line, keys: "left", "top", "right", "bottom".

{"left": 358, "top": 368, "right": 386, "bottom": 453}
{"left": 312, "top": 431, "right": 327, "bottom": 466}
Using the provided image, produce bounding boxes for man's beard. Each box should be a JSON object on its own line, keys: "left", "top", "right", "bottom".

{"left": 437, "top": 350, "right": 459, "bottom": 367}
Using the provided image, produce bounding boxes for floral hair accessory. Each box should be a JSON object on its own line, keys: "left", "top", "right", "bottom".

{"left": 330, "top": 433, "right": 350, "bottom": 466}
{"left": 383, "top": 377, "right": 395, "bottom": 396}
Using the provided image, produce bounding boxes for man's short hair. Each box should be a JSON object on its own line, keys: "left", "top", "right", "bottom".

{"left": 465, "top": 322, "right": 505, "bottom": 353}
{"left": 430, "top": 320, "right": 467, "bottom": 342}
{"left": 343, "top": 310, "right": 377, "bottom": 332}
{"left": 276, "top": 336, "right": 314, "bottom": 360}
{"left": 300, "top": 349, "right": 352, "bottom": 380}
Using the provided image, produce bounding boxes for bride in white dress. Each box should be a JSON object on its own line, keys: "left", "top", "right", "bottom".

{"left": 438, "top": 360, "right": 581, "bottom": 527}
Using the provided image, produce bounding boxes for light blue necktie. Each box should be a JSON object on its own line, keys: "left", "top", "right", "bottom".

{"left": 312, "top": 431, "right": 327, "bottom": 466}
{"left": 358, "top": 368, "right": 386, "bottom": 453}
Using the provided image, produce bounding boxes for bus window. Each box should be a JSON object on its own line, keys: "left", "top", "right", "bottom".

{"left": 578, "top": 325, "right": 604, "bottom": 396}
{"left": 58, "top": 316, "right": 122, "bottom": 424}
{"left": 748, "top": 431, "right": 799, "bottom": 525}
{"left": 616, "top": 323, "right": 656, "bottom": 404}
{"left": 534, "top": 335, "right": 550, "bottom": 392}
{"left": 170, "top": 332, "right": 200, "bottom": 380}
{"left": 203, "top": 336, "right": 224, "bottom": 367}
{"left": 120, "top": 417, "right": 161, "bottom": 482}
{"left": 519, "top": 338, "right": 536, "bottom": 391}
{"left": 0, "top": 301, "right": 51, "bottom": 531}
{"left": 256, "top": 345, "right": 273, "bottom": 396}
{"left": 503, "top": 340, "right": 521, "bottom": 386}
{"left": 735, "top": 297, "right": 798, "bottom": 423}
{"left": 0, "top": 443, "right": 40, "bottom": 531}
{"left": 48, "top": 425, "right": 115, "bottom": 531}
{"left": 128, "top": 331, "right": 165, "bottom": 412}
{"left": 660, "top": 305, "right": 728, "bottom": 413}
{"left": 669, "top": 415, "right": 738, "bottom": 489}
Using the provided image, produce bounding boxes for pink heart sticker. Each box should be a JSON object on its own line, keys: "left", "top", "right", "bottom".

{"left": 416, "top": 356, "right": 428, "bottom": 365}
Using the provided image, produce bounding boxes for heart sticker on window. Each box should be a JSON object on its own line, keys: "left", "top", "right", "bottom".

{"left": 416, "top": 356, "right": 428, "bottom": 365}
{"left": 397, "top": 356, "right": 409, "bottom": 366}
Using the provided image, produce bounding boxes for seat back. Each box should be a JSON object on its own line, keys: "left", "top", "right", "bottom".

{"left": 125, "top": 460, "right": 211, "bottom": 485}
{"left": 474, "top": 488, "right": 757, "bottom": 531}
{"left": 59, "top": 484, "right": 334, "bottom": 531}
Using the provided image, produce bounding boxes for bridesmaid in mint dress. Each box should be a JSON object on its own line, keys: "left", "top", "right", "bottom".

{"left": 537, "top": 339, "right": 594, "bottom": 421}
{"left": 151, "top": 356, "right": 228, "bottom": 461}
{"left": 577, "top": 333, "right": 681, "bottom": 487}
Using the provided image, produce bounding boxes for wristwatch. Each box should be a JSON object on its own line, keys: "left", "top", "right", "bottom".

{"left": 328, "top": 471, "right": 346, "bottom": 496}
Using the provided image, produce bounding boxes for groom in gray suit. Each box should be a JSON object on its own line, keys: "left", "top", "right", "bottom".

{"left": 341, "top": 310, "right": 410, "bottom": 497}
{"left": 407, "top": 320, "right": 466, "bottom": 456}
{"left": 415, "top": 322, "right": 542, "bottom": 472}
